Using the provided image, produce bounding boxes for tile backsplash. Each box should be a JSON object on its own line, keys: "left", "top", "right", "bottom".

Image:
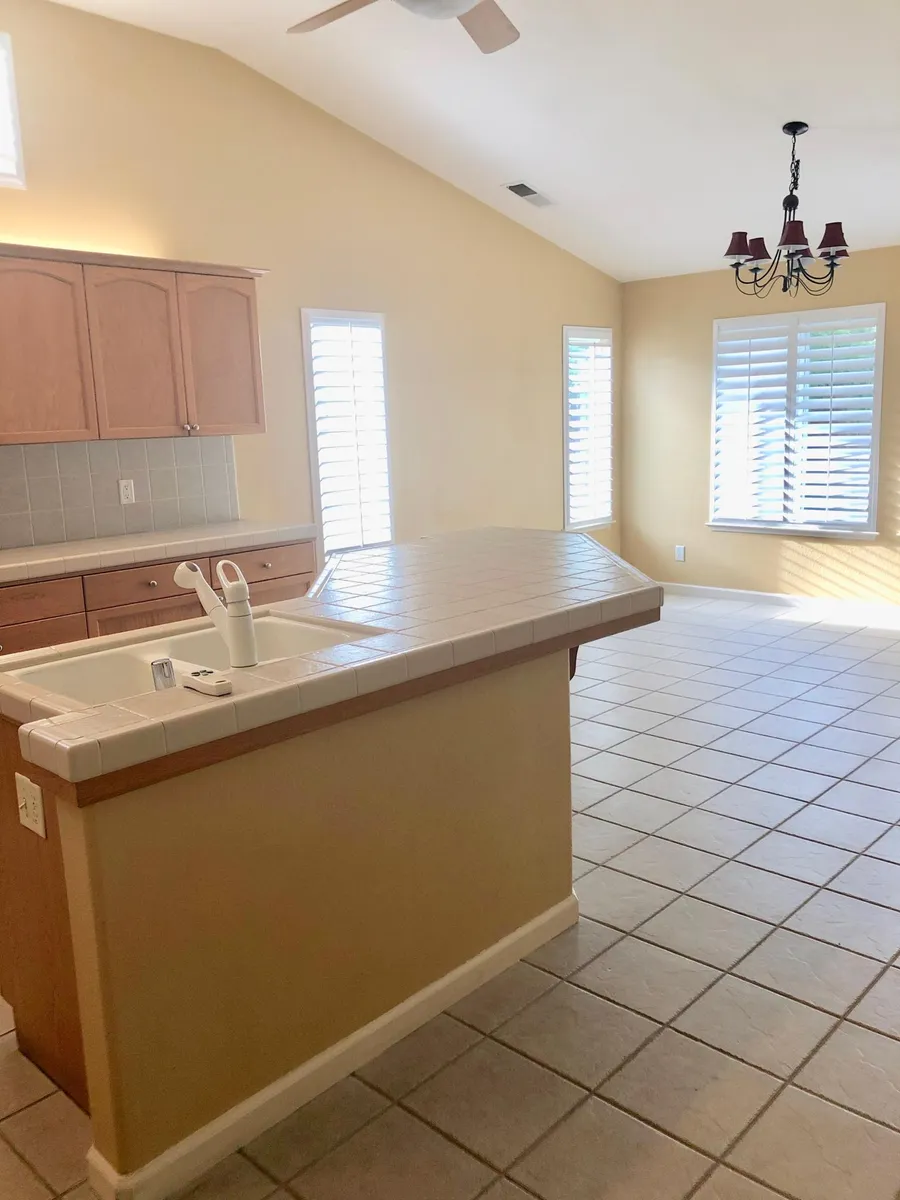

{"left": 0, "top": 438, "right": 240, "bottom": 550}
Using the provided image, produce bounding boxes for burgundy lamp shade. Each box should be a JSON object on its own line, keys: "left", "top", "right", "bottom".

{"left": 818, "top": 221, "right": 848, "bottom": 253}
{"left": 724, "top": 231, "right": 751, "bottom": 261}
{"left": 746, "top": 236, "right": 771, "bottom": 263}
{"left": 778, "top": 220, "right": 808, "bottom": 251}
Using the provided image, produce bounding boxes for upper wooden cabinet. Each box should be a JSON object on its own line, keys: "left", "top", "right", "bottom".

{"left": 178, "top": 275, "right": 266, "bottom": 435}
{"left": 0, "top": 244, "right": 266, "bottom": 443}
{"left": 0, "top": 259, "right": 98, "bottom": 445}
{"left": 85, "top": 267, "right": 190, "bottom": 439}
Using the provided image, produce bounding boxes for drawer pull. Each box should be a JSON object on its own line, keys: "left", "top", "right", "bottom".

{"left": 182, "top": 424, "right": 192, "bottom": 432}
{"left": 191, "top": 424, "right": 200, "bottom": 432}
{"left": 263, "top": 562, "right": 273, "bottom": 569}
{"left": 148, "top": 580, "right": 158, "bottom": 588}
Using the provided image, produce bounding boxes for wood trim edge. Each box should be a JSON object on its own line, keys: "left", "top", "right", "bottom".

{"left": 68, "top": 609, "right": 660, "bottom": 806}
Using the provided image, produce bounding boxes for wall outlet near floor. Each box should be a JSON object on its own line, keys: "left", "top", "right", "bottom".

{"left": 675, "top": 545, "right": 686, "bottom": 562}
{"left": 15, "top": 773, "right": 46, "bottom": 839}
{"left": 118, "top": 478, "right": 135, "bottom": 505}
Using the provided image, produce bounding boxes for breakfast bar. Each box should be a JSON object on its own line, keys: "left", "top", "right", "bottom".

{"left": 0, "top": 528, "right": 661, "bottom": 1200}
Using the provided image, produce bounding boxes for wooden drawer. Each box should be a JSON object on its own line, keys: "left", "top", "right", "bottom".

{"left": 244, "top": 573, "right": 314, "bottom": 606}
{"left": 211, "top": 541, "right": 315, "bottom": 585}
{"left": 87, "top": 595, "right": 204, "bottom": 639}
{"left": 0, "top": 613, "right": 88, "bottom": 656}
{"left": 0, "top": 577, "right": 84, "bottom": 628}
{"left": 84, "top": 558, "right": 211, "bottom": 611}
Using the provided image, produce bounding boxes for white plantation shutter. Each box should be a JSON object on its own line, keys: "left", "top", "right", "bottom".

{"left": 304, "top": 312, "right": 392, "bottom": 556}
{"left": 564, "top": 327, "right": 613, "bottom": 529}
{"left": 711, "top": 304, "right": 884, "bottom": 534}
{"left": 0, "top": 35, "right": 23, "bottom": 187}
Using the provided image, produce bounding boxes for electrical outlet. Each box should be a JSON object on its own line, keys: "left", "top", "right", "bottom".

{"left": 15, "top": 773, "right": 46, "bottom": 838}
{"left": 675, "top": 545, "right": 686, "bottom": 562}
{"left": 118, "top": 478, "right": 135, "bottom": 505}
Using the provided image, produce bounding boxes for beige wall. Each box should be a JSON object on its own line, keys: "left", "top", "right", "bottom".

{"left": 621, "top": 247, "right": 900, "bottom": 601}
{"left": 0, "top": 0, "right": 620, "bottom": 549}
{"left": 57, "top": 654, "right": 572, "bottom": 1172}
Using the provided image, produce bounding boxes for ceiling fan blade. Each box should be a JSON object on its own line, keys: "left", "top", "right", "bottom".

{"left": 288, "top": 0, "right": 379, "bottom": 33}
{"left": 457, "top": 0, "right": 520, "bottom": 53}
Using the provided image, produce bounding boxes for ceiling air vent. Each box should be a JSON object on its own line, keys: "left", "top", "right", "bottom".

{"left": 506, "top": 182, "right": 553, "bottom": 208}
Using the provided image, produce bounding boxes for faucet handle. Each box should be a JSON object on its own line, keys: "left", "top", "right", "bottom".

{"left": 151, "top": 658, "right": 176, "bottom": 691}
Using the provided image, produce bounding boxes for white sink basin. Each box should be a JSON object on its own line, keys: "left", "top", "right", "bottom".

{"left": 8, "top": 615, "right": 379, "bottom": 707}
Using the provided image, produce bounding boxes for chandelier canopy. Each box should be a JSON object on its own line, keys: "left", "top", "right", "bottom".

{"left": 725, "top": 122, "right": 848, "bottom": 298}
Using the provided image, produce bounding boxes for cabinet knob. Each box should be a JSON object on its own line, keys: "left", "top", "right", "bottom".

{"left": 263, "top": 562, "right": 273, "bottom": 570}
{"left": 148, "top": 580, "right": 158, "bottom": 588}
{"left": 182, "top": 424, "right": 192, "bottom": 432}
{"left": 191, "top": 424, "right": 200, "bottom": 432}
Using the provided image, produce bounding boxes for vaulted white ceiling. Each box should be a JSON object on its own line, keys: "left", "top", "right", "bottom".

{"left": 55, "top": 0, "right": 900, "bottom": 280}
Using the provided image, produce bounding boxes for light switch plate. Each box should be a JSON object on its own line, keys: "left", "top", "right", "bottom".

{"left": 675, "top": 545, "right": 686, "bottom": 562}
{"left": 15, "top": 773, "right": 46, "bottom": 838}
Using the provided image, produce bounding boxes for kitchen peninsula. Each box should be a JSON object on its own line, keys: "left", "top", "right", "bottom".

{"left": 0, "top": 528, "right": 661, "bottom": 1200}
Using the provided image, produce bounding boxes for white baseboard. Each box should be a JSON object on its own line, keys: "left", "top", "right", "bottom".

{"left": 662, "top": 581, "right": 900, "bottom": 624}
{"left": 87, "top": 893, "right": 578, "bottom": 1200}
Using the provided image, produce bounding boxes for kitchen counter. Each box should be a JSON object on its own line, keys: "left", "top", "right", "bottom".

{"left": 0, "top": 529, "right": 660, "bottom": 788}
{"left": 0, "top": 520, "right": 318, "bottom": 583}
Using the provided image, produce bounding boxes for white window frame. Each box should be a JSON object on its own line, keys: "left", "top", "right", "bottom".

{"left": 563, "top": 325, "right": 614, "bottom": 531}
{"left": 301, "top": 308, "right": 394, "bottom": 561}
{"left": 708, "top": 303, "right": 885, "bottom": 539}
{"left": 0, "top": 34, "right": 24, "bottom": 189}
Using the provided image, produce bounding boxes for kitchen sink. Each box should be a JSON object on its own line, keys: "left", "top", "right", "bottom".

{"left": 7, "top": 615, "right": 379, "bottom": 707}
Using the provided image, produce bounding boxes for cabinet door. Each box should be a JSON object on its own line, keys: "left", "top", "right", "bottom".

{"left": 87, "top": 595, "right": 204, "bottom": 638}
{"left": 0, "top": 259, "right": 97, "bottom": 444}
{"left": 85, "top": 267, "right": 189, "bottom": 439}
{"left": 178, "top": 274, "right": 265, "bottom": 435}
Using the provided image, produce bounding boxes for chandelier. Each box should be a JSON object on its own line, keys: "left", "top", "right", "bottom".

{"left": 725, "top": 122, "right": 848, "bottom": 298}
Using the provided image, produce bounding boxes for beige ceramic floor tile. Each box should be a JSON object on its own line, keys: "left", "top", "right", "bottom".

{"left": 728, "top": 1086, "right": 900, "bottom": 1200}
{"left": 637, "top": 897, "right": 771, "bottom": 969}
{"left": 689, "top": 861, "right": 815, "bottom": 923}
{"left": 510, "top": 1097, "right": 710, "bottom": 1200}
{"left": 849, "top": 758, "right": 900, "bottom": 792}
{"left": 355, "top": 1015, "right": 481, "bottom": 1099}
{"left": 785, "top": 890, "right": 900, "bottom": 961}
{"left": 674, "top": 975, "right": 836, "bottom": 1076}
{"left": 658, "top": 809, "right": 764, "bottom": 857}
{"left": 741, "top": 764, "right": 834, "bottom": 801}
{"left": 243, "top": 1077, "right": 389, "bottom": 1180}
{"left": 585, "top": 790, "right": 688, "bottom": 832}
{"left": 571, "top": 856, "right": 595, "bottom": 880}
{"left": 479, "top": 1184, "right": 530, "bottom": 1199}
{"left": 525, "top": 918, "right": 621, "bottom": 978}
{"left": 570, "top": 776, "right": 617, "bottom": 812}
{"left": 828, "top": 855, "right": 900, "bottom": 908}
{"left": 735, "top": 930, "right": 882, "bottom": 1015}
{"left": 651, "top": 717, "right": 733, "bottom": 746}
{"left": 796, "top": 1022, "right": 900, "bottom": 1129}
{"left": 607, "top": 836, "right": 725, "bottom": 890}
{"left": 709, "top": 730, "right": 795, "bottom": 762}
{"left": 814, "top": 779, "right": 900, "bottom": 822}
{"left": 848, "top": 967, "right": 900, "bottom": 1037}
{"left": 632, "top": 768, "right": 727, "bottom": 805}
{"left": 0, "top": 1035, "right": 56, "bottom": 1120}
{"left": 574, "top": 866, "right": 678, "bottom": 930}
{"left": 496, "top": 982, "right": 658, "bottom": 1087}
{"left": 600, "top": 1029, "right": 779, "bottom": 1155}
{"left": 180, "top": 1155, "right": 278, "bottom": 1200}
{"left": 0, "top": 997, "right": 12, "bottom": 1038}
{"left": 570, "top": 722, "right": 634, "bottom": 752}
{"left": 693, "top": 1167, "right": 790, "bottom": 1199}
{"left": 671, "top": 748, "right": 759, "bottom": 784}
{"left": 572, "top": 937, "right": 719, "bottom": 1021}
{"left": 0, "top": 1138, "right": 51, "bottom": 1200}
{"left": 405, "top": 1040, "right": 583, "bottom": 1169}
{"left": 737, "top": 831, "right": 854, "bottom": 885}
{"left": 778, "top": 806, "right": 887, "bottom": 852}
{"left": 867, "top": 826, "right": 900, "bottom": 863}
{"left": 448, "top": 963, "right": 556, "bottom": 1033}
{"left": 0, "top": 1091, "right": 91, "bottom": 1193}
{"left": 571, "top": 815, "right": 643, "bottom": 864}
{"left": 574, "top": 751, "right": 659, "bottom": 788}
{"left": 701, "top": 786, "right": 803, "bottom": 828}
{"left": 292, "top": 1107, "right": 493, "bottom": 1200}
{"left": 612, "top": 733, "right": 694, "bottom": 766}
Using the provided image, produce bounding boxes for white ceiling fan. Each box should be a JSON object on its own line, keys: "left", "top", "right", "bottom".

{"left": 288, "top": 0, "right": 520, "bottom": 54}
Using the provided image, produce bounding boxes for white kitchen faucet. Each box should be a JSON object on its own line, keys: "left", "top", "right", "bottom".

{"left": 173, "top": 560, "right": 259, "bottom": 668}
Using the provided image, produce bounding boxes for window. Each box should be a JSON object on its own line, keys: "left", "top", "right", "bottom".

{"left": 711, "top": 303, "right": 884, "bottom": 536}
{"left": 0, "top": 34, "right": 24, "bottom": 188}
{"left": 564, "top": 326, "right": 613, "bottom": 529}
{"left": 302, "top": 311, "right": 392, "bottom": 557}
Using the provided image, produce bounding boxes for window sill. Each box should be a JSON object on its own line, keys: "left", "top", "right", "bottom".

{"left": 566, "top": 519, "right": 615, "bottom": 533}
{"left": 707, "top": 521, "right": 878, "bottom": 541}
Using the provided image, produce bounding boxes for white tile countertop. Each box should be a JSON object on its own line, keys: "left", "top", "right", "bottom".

{"left": 0, "top": 529, "right": 662, "bottom": 786}
{"left": 0, "top": 521, "right": 319, "bottom": 583}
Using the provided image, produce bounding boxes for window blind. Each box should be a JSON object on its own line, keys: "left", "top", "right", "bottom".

{"left": 564, "top": 326, "right": 613, "bottom": 529}
{"left": 304, "top": 313, "right": 392, "bottom": 557}
{"left": 0, "top": 35, "right": 23, "bottom": 187}
{"left": 711, "top": 304, "right": 884, "bottom": 534}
